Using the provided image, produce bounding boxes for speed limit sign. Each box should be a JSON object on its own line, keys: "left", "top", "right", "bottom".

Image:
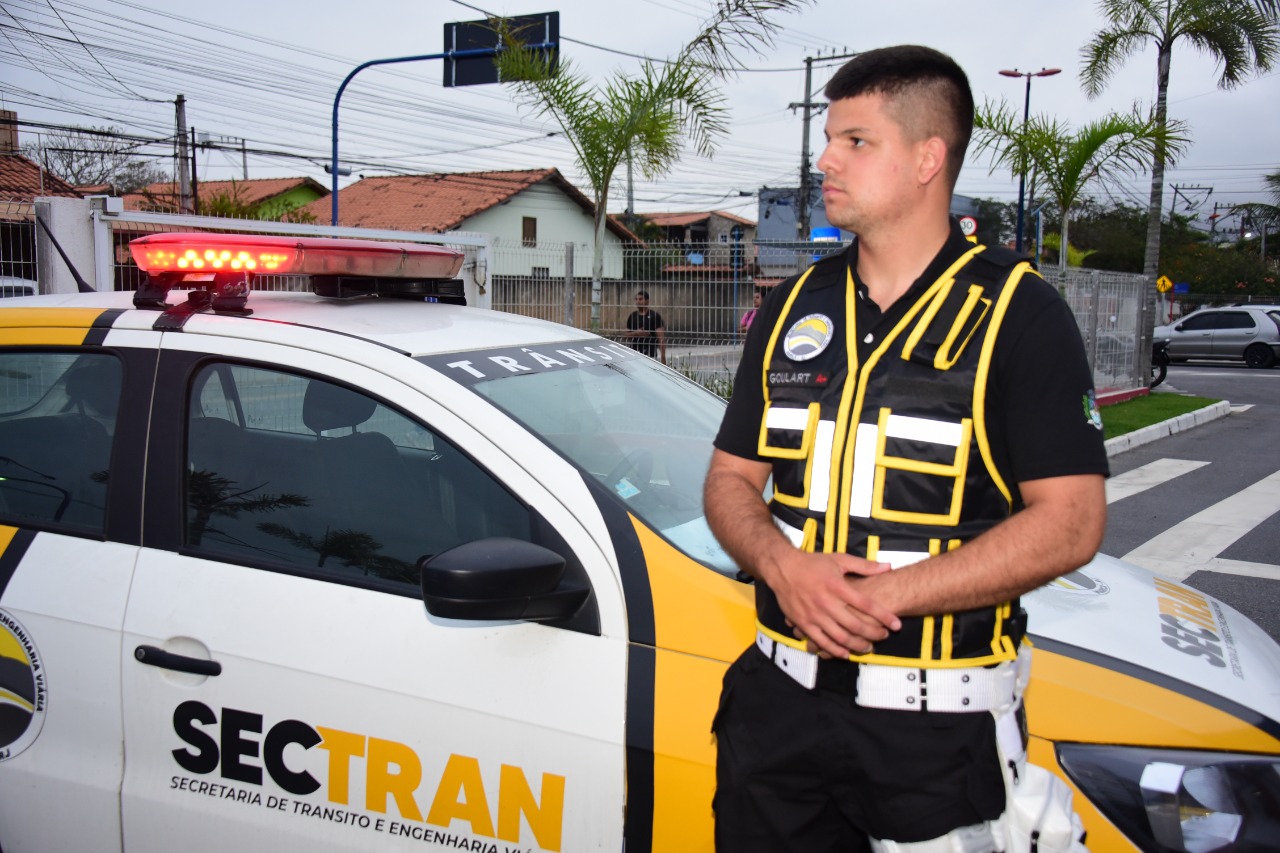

{"left": 958, "top": 216, "right": 978, "bottom": 236}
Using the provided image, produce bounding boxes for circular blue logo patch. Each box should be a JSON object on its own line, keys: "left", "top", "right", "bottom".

{"left": 783, "top": 313, "right": 835, "bottom": 361}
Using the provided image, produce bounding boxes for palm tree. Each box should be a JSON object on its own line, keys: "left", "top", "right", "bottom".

{"left": 974, "top": 103, "right": 1189, "bottom": 270}
{"left": 1080, "top": 0, "right": 1278, "bottom": 279}
{"left": 492, "top": 0, "right": 809, "bottom": 329}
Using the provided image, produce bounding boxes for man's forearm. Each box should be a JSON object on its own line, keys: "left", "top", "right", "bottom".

{"left": 856, "top": 474, "right": 1106, "bottom": 616}
{"left": 704, "top": 465, "right": 791, "bottom": 586}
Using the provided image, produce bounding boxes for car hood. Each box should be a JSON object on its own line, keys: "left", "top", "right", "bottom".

{"left": 1024, "top": 553, "right": 1280, "bottom": 726}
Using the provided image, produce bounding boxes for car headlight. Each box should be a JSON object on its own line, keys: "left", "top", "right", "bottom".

{"left": 1058, "top": 743, "right": 1280, "bottom": 852}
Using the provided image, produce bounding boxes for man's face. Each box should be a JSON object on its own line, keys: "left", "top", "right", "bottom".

{"left": 635, "top": 294, "right": 649, "bottom": 312}
{"left": 816, "top": 92, "right": 924, "bottom": 235}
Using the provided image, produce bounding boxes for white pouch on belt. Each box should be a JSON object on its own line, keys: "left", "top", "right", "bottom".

{"left": 993, "top": 648, "right": 1089, "bottom": 853}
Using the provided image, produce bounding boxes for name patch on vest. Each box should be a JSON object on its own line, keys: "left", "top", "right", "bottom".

{"left": 768, "top": 370, "right": 831, "bottom": 388}
{"left": 783, "top": 313, "right": 835, "bottom": 361}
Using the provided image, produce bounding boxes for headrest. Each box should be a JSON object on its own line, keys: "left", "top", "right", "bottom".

{"left": 65, "top": 358, "right": 122, "bottom": 418}
{"left": 302, "top": 380, "right": 377, "bottom": 434}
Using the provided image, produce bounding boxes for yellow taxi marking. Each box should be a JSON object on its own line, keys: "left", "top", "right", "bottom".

{"left": 630, "top": 517, "right": 754, "bottom": 852}
{"left": 0, "top": 525, "right": 17, "bottom": 558}
{"left": 0, "top": 307, "right": 107, "bottom": 347}
{"left": 1026, "top": 646, "right": 1280, "bottom": 754}
{"left": 1028, "top": 736, "right": 1139, "bottom": 853}
{"left": 630, "top": 517, "right": 754, "bottom": 662}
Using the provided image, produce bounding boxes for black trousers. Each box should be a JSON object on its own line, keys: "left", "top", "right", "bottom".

{"left": 712, "top": 645, "right": 1007, "bottom": 852}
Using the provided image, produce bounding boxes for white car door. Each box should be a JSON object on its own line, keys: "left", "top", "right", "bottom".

{"left": 0, "top": 337, "right": 155, "bottom": 853}
{"left": 120, "top": 337, "right": 628, "bottom": 853}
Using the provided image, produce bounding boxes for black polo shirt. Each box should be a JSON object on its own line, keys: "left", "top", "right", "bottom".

{"left": 715, "top": 221, "right": 1109, "bottom": 499}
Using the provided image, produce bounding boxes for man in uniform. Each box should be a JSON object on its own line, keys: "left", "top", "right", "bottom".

{"left": 704, "top": 45, "right": 1108, "bottom": 852}
{"left": 624, "top": 289, "right": 666, "bottom": 363}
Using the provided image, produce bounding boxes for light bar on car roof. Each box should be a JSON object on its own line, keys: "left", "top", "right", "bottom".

{"left": 129, "top": 232, "right": 465, "bottom": 279}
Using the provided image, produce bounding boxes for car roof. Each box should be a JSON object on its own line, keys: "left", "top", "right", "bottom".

{"left": 0, "top": 290, "right": 589, "bottom": 357}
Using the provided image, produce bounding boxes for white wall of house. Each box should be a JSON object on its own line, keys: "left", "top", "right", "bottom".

{"left": 462, "top": 183, "right": 625, "bottom": 279}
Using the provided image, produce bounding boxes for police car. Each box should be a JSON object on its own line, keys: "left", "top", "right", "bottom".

{"left": 0, "top": 232, "right": 1277, "bottom": 853}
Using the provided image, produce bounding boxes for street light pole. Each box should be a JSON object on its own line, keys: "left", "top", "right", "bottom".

{"left": 998, "top": 67, "right": 1060, "bottom": 254}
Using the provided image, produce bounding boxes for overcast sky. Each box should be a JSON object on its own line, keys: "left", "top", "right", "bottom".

{"left": 2, "top": 0, "right": 1276, "bottom": 230}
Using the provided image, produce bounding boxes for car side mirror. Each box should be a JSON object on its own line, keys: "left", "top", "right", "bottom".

{"left": 420, "top": 537, "right": 589, "bottom": 623}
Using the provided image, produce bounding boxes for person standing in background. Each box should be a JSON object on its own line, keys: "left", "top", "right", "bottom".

{"left": 625, "top": 289, "right": 666, "bottom": 363}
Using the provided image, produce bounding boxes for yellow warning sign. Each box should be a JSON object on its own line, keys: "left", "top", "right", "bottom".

{"left": 1156, "top": 275, "right": 1173, "bottom": 293}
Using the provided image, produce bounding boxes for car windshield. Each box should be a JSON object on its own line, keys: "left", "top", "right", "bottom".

{"left": 420, "top": 341, "right": 740, "bottom": 576}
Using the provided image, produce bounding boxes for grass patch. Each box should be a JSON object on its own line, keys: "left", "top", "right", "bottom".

{"left": 1101, "top": 392, "right": 1220, "bottom": 440}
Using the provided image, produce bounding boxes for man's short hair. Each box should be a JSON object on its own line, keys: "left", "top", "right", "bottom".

{"left": 636, "top": 290, "right": 650, "bottom": 300}
{"left": 823, "top": 45, "right": 974, "bottom": 188}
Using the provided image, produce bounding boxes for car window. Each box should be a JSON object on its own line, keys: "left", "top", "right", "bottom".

{"left": 1264, "top": 310, "right": 1280, "bottom": 331}
{"left": 184, "top": 362, "right": 531, "bottom": 589}
{"left": 429, "top": 342, "right": 741, "bottom": 577}
{"left": 0, "top": 351, "right": 121, "bottom": 531}
{"left": 1179, "top": 313, "right": 1220, "bottom": 331}
{"left": 1215, "top": 311, "right": 1255, "bottom": 331}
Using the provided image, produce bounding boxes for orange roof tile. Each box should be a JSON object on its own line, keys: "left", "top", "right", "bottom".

{"left": 124, "top": 176, "right": 326, "bottom": 212}
{"left": 642, "top": 209, "right": 755, "bottom": 228}
{"left": 298, "top": 168, "right": 639, "bottom": 242}
{"left": 0, "top": 152, "right": 82, "bottom": 202}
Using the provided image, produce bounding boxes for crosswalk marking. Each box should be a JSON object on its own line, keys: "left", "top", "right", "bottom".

{"left": 1122, "top": 468, "right": 1280, "bottom": 581}
{"left": 1105, "top": 458, "right": 1209, "bottom": 504}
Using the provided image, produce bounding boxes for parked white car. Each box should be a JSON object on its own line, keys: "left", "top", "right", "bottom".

{"left": 1155, "top": 305, "right": 1280, "bottom": 368}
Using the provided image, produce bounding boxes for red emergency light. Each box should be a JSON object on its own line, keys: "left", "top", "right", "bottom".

{"left": 129, "top": 232, "right": 465, "bottom": 280}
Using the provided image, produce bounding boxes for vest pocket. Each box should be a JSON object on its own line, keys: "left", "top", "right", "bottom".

{"left": 756, "top": 401, "right": 820, "bottom": 460}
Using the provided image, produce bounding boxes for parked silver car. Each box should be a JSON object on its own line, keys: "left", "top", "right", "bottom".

{"left": 1155, "top": 305, "right": 1280, "bottom": 368}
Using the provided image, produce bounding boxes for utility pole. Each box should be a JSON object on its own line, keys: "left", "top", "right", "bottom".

{"left": 625, "top": 147, "right": 636, "bottom": 231}
{"left": 790, "top": 51, "right": 857, "bottom": 239}
{"left": 175, "top": 94, "right": 191, "bottom": 213}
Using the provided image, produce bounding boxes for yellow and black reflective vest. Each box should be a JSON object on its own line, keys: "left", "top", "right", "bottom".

{"left": 756, "top": 242, "right": 1039, "bottom": 668}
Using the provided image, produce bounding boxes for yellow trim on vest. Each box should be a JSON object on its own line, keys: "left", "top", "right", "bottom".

{"left": 974, "top": 261, "right": 1035, "bottom": 506}
{"left": 920, "top": 617, "right": 935, "bottom": 661}
{"left": 935, "top": 287, "right": 992, "bottom": 370}
{"left": 756, "top": 620, "right": 807, "bottom": 652}
{"left": 760, "top": 266, "right": 816, "bottom": 404}
{"left": 940, "top": 614, "right": 955, "bottom": 659}
{"left": 847, "top": 646, "right": 1017, "bottom": 668}
{"left": 835, "top": 245, "right": 985, "bottom": 552}
{"left": 821, "top": 265, "right": 861, "bottom": 553}
{"left": 757, "top": 401, "right": 821, "bottom": 460}
{"left": 800, "top": 518, "right": 819, "bottom": 553}
{"left": 870, "top": 409, "right": 974, "bottom": 526}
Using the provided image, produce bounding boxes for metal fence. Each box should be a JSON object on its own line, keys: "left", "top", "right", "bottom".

{"left": 491, "top": 238, "right": 1148, "bottom": 396}
{"left": 1045, "top": 267, "right": 1147, "bottom": 395}
{"left": 22, "top": 209, "right": 1149, "bottom": 398}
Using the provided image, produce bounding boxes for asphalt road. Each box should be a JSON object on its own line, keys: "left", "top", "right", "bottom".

{"left": 1101, "top": 360, "right": 1280, "bottom": 642}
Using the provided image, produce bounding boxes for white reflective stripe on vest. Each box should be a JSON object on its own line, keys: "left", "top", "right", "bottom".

{"left": 885, "top": 413, "right": 965, "bottom": 446}
{"left": 809, "top": 419, "right": 836, "bottom": 512}
{"left": 773, "top": 515, "right": 805, "bottom": 548}
{"left": 875, "top": 550, "right": 929, "bottom": 569}
{"left": 849, "top": 415, "right": 965, "bottom": 519}
{"left": 850, "top": 422, "right": 879, "bottom": 518}
{"left": 765, "top": 405, "right": 811, "bottom": 430}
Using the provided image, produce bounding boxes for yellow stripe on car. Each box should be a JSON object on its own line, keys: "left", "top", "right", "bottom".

{"left": 0, "top": 308, "right": 109, "bottom": 346}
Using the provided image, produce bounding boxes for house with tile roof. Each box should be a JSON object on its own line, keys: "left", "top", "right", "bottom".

{"left": 639, "top": 210, "right": 756, "bottom": 246}
{"left": 124, "top": 177, "right": 328, "bottom": 220}
{"left": 297, "top": 168, "right": 640, "bottom": 279}
{"left": 0, "top": 123, "right": 83, "bottom": 284}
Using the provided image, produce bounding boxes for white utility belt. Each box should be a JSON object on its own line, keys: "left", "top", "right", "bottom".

{"left": 756, "top": 629, "right": 1023, "bottom": 713}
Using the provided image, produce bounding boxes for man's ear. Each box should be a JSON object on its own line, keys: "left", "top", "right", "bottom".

{"left": 917, "top": 136, "right": 948, "bottom": 185}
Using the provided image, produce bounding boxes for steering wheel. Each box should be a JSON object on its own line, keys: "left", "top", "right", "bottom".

{"left": 603, "top": 449, "right": 654, "bottom": 495}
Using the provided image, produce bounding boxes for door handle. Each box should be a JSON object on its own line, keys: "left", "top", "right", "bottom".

{"left": 134, "top": 644, "right": 222, "bottom": 676}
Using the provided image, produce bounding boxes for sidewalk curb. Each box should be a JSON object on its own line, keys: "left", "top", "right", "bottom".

{"left": 1104, "top": 400, "right": 1232, "bottom": 457}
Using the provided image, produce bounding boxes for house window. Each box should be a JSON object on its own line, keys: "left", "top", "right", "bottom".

{"left": 719, "top": 233, "right": 729, "bottom": 243}
{"left": 522, "top": 217, "right": 537, "bottom": 247}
